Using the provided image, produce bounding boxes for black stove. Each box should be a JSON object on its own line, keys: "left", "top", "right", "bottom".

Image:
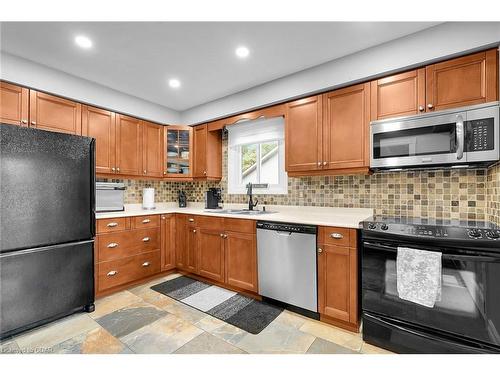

{"left": 362, "top": 217, "right": 500, "bottom": 248}
{"left": 360, "top": 216, "right": 500, "bottom": 354}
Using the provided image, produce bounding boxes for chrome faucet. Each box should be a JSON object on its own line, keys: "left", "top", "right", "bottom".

{"left": 246, "top": 183, "right": 258, "bottom": 211}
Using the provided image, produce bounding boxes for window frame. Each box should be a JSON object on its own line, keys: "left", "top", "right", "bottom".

{"left": 228, "top": 137, "right": 288, "bottom": 195}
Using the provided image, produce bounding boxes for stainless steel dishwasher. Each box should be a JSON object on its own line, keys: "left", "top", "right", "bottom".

{"left": 256, "top": 221, "right": 318, "bottom": 315}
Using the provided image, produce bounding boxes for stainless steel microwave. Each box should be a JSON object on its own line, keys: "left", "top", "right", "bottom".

{"left": 370, "top": 102, "right": 499, "bottom": 170}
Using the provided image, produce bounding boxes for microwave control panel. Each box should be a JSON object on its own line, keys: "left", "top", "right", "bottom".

{"left": 466, "top": 118, "right": 494, "bottom": 152}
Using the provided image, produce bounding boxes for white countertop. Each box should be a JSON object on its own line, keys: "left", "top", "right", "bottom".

{"left": 96, "top": 202, "right": 373, "bottom": 229}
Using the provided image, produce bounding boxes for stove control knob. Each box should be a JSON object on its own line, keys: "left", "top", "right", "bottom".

{"left": 485, "top": 231, "right": 499, "bottom": 239}
{"left": 368, "top": 223, "right": 377, "bottom": 230}
{"left": 468, "top": 229, "right": 482, "bottom": 238}
{"left": 380, "top": 224, "right": 389, "bottom": 231}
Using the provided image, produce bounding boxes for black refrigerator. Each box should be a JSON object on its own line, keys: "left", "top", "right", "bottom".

{"left": 0, "top": 124, "right": 95, "bottom": 339}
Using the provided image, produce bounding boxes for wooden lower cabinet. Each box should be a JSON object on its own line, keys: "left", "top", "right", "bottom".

{"left": 96, "top": 215, "right": 162, "bottom": 296}
{"left": 224, "top": 230, "right": 258, "bottom": 292}
{"left": 198, "top": 228, "right": 225, "bottom": 282}
{"left": 160, "top": 214, "right": 176, "bottom": 271}
{"left": 317, "top": 226, "right": 359, "bottom": 332}
{"left": 185, "top": 225, "right": 198, "bottom": 273}
{"left": 173, "top": 215, "right": 257, "bottom": 293}
{"left": 175, "top": 215, "right": 188, "bottom": 270}
{"left": 98, "top": 251, "right": 160, "bottom": 291}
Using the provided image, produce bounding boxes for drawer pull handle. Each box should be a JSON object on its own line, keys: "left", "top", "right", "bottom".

{"left": 142, "top": 219, "right": 151, "bottom": 224}
{"left": 188, "top": 218, "right": 194, "bottom": 222}
{"left": 107, "top": 270, "right": 118, "bottom": 277}
{"left": 142, "top": 262, "right": 150, "bottom": 267}
{"left": 330, "top": 233, "right": 344, "bottom": 239}
{"left": 142, "top": 237, "right": 150, "bottom": 242}
{"left": 107, "top": 242, "right": 119, "bottom": 248}
{"left": 107, "top": 222, "right": 118, "bottom": 227}
{"left": 318, "top": 248, "right": 323, "bottom": 254}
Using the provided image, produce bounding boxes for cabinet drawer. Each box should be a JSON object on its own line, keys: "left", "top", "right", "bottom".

{"left": 319, "top": 227, "right": 353, "bottom": 247}
{"left": 132, "top": 215, "right": 160, "bottom": 229}
{"left": 97, "top": 217, "right": 129, "bottom": 233}
{"left": 197, "top": 215, "right": 224, "bottom": 230}
{"left": 97, "top": 228, "right": 160, "bottom": 262}
{"left": 224, "top": 218, "right": 256, "bottom": 233}
{"left": 98, "top": 251, "right": 160, "bottom": 292}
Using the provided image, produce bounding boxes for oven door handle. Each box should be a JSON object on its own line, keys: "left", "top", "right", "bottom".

{"left": 456, "top": 114, "right": 464, "bottom": 160}
{"left": 363, "top": 241, "right": 500, "bottom": 262}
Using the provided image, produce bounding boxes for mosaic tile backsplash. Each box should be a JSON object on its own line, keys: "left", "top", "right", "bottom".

{"left": 99, "top": 139, "right": 500, "bottom": 225}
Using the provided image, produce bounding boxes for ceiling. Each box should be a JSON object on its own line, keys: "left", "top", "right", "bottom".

{"left": 0, "top": 22, "right": 440, "bottom": 111}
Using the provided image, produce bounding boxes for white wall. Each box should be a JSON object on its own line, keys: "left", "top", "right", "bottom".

{"left": 181, "top": 22, "right": 500, "bottom": 125}
{"left": 0, "top": 52, "right": 181, "bottom": 124}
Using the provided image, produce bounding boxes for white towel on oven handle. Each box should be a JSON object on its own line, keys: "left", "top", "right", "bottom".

{"left": 397, "top": 247, "right": 442, "bottom": 308}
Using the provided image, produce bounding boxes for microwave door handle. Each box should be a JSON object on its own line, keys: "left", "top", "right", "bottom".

{"left": 456, "top": 114, "right": 464, "bottom": 160}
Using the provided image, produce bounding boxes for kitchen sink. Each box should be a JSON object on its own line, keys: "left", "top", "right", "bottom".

{"left": 204, "top": 209, "right": 274, "bottom": 215}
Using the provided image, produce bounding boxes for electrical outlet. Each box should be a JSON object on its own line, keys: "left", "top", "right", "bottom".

{"left": 299, "top": 191, "right": 304, "bottom": 198}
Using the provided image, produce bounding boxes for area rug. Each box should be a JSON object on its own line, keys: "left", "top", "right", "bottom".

{"left": 151, "top": 276, "right": 283, "bottom": 334}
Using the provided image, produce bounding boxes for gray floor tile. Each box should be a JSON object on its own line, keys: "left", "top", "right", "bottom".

{"left": 0, "top": 340, "right": 22, "bottom": 354}
{"left": 95, "top": 302, "right": 168, "bottom": 338}
{"left": 306, "top": 337, "right": 358, "bottom": 354}
{"left": 121, "top": 314, "right": 203, "bottom": 354}
{"left": 50, "top": 327, "right": 128, "bottom": 354}
{"left": 174, "top": 332, "right": 245, "bottom": 354}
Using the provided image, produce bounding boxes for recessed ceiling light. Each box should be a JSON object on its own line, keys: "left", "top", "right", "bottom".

{"left": 235, "top": 46, "right": 250, "bottom": 58}
{"left": 168, "top": 78, "right": 181, "bottom": 89}
{"left": 74, "top": 35, "right": 93, "bottom": 49}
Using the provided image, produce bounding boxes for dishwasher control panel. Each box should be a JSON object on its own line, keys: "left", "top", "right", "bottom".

{"left": 256, "top": 221, "right": 317, "bottom": 234}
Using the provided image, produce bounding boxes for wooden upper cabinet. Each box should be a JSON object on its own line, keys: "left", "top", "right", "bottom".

{"left": 164, "top": 125, "right": 193, "bottom": 178}
{"left": 285, "top": 96, "right": 322, "bottom": 172}
{"left": 82, "top": 106, "right": 116, "bottom": 174}
{"left": 426, "top": 49, "right": 498, "bottom": 112}
{"left": 142, "top": 121, "right": 164, "bottom": 178}
{"left": 193, "top": 124, "right": 222, "bottom": 180}
{"left": 323, "top": 83, "right": 370, "bottom": 170}
{"left": 115, "top": 114, "right": 142, "bottom": 176}
{"left": 29, "top": 90, "right": 82, "bottom": 135}
{"left": 0, "top": 82, "right": 29, "bottom": 126}
{"left": 370, "top": 69, "right": 425, "bottom": 120}
{"left": 193, "top": 124, "right": 207, "bottom": 178}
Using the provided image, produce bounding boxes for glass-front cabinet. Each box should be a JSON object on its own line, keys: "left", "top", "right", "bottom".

{"left": 164, "top": 125, "right": 193, "bottom": 178}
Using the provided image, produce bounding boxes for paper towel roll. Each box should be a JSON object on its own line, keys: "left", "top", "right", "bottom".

{"left": 142, "top": 188, "right": 156, "bottom": 209}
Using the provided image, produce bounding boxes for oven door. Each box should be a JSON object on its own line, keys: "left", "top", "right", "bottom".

{"left": 362, "top": 240, "right": 500, "bottom": 347}
{"left": 371, "top": 111, "right": 466, "bottom": 169}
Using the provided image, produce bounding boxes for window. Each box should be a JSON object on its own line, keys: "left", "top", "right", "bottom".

{"left": 227, "top": 116, "right": 287, "bottom": 194}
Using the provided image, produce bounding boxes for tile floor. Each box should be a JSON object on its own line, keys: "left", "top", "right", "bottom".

{"left": 0, "top": 273, "right": 392, "bottom": 354}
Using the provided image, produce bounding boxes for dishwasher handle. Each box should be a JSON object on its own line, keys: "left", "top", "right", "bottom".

{"left": 256, "top": 221, "right": 317, "bottom": 235}
{"left": 274, "top": 231, "right": 292, "bottom": 236}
